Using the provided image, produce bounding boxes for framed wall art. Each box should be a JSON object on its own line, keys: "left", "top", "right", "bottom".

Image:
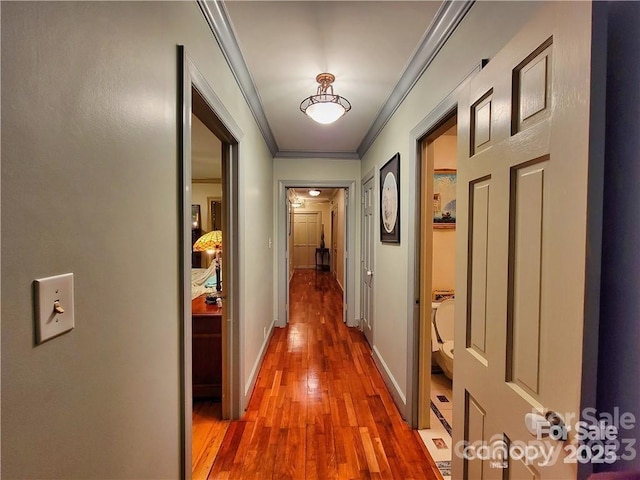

{"left": 380, "top": 153, "right": 400, "bottom": 243}
{"left": 191, "top": 204, "right": 201, "bottom": 230}
{"left": 208, "top": 197, "right": 222, "bottom": 231}
{"left": 433, "top": 169, "right": 456, "bottom": 229}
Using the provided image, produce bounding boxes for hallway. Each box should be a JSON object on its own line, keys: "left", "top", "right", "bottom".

{"left": 207, "top": 270, "right": 439, "bottom": 479}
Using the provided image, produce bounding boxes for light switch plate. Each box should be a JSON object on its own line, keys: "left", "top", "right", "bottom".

{"left": 35, "top": 273, "right": 74, "bottom": 344}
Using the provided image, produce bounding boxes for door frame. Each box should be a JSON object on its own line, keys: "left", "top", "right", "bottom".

{"left": 277, "top": 180, "right": 357, "bottom": 327}
{"left": 416, "top": 113, "right": 458, "bottom": 429}
{"left": 406, "top": 64, "right": 482, "bottom": 427}
{"left": 179, "top": 46, "right": 242, "bottom": 479}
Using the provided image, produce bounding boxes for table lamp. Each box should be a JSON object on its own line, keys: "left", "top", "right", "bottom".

{"left": 193, "top": 230, "right": 222, "bottom": 292}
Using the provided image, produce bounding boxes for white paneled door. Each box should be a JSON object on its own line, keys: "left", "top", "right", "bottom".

{"left": 361, "top": 176, "right": 375, "bottom": 346}
{"left": 453, "top": 3, "right": 605, "bottom": 479}
{"left": 293, "top": 212, "right": 320, "bottom": 269}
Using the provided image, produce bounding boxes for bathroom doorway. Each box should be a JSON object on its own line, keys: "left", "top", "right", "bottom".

{"left": 417, "top": 113, "right": 457, "bottom": 480}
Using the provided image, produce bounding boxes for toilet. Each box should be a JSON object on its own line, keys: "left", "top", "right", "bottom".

{"left": 432, "top": 298, "right": 455, "bottom": 380}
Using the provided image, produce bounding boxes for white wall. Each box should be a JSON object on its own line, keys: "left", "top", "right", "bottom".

{"left": 1, "top": 2, "right": 272, "bottom": 478}
{"left": 359, "top": 1, "right": 543, "bottom": 411}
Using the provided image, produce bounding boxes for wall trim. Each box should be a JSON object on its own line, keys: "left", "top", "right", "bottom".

{"left": 198, "top": 0, "right": 278, "bottom": 156}
{"left": 193, "top": 178, "right": 222, "bottom": 184}
{"left": 275, "top": 151, "right": 361, "bottom": 160}
{"left": 243, "top": 319, "right": 275, "bottom": 403}
{"left": 372, "top": 346, "right": 408, "bottom": 417}
{"left": 357, "top": 0, "right": 475, "bottom": 158}
{"left": 405, "top": 62, "right": 482, "bottom": 430}
{"left": 198, "top": 0, "right": 473, "bottom": 159}
{"left": 179, "top": 45, "right": 243, "bottom": 478}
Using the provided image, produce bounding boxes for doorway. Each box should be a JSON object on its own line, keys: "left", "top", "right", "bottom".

{"left": 180, "top": 47, "right": 241, "bottom": 480}
{"left": 417, "top": 113, "right": 457, "bottom": 480}
{"left": 292, "top": 211, "right": 321, "bottom": 269}
{"left": 283, "top": 185, "right": 352, "bottom": 326}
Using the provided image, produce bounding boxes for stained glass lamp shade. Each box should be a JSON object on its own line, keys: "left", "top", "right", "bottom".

{"left": 193, "top": 230, "right": 222, "bottom": 254}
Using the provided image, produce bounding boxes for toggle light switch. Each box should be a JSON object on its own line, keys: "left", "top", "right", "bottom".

{"left": 34, "top": 273, "right": 75, "bottom": 344}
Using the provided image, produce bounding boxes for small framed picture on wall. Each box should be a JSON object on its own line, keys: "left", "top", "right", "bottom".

{"left": 191, "top": 204, "right": 201, "bottom": 230}
{"left": 380, "top": 152, "right": 400, "bottom": 243}
{"left": 433, "top": 169, "right": 456, "bottom": 229}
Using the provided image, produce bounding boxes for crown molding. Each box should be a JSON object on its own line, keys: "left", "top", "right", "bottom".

{"left": 198, "top": 0, "right": 279, "bottom": 156}
{"left": 274, "top": 151, "right": 361, "bottom": 160}
{"left": 357, "top": 0, "right": 475, "bottom": 158}
{"left": 193, "top": 178, "right": 223, "bottom": 184}
{"left": 199, "top": 0, "right": 473, "bottom": 160}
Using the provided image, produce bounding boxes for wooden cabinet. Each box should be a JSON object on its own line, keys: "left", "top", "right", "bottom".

{"left": 192, "top": 295, "right": 222, "bottom": 399}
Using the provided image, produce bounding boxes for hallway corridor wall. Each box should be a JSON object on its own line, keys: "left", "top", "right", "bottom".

{"left": 1, "top": 2, "right": 273, "bottom": 478}
{"left": 358, "top": 1, "right": 544, "bottom": 416}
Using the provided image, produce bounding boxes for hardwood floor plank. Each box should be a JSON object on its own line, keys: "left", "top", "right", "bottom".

{"left": 359, "top": 427, "right": 381, "bottom": 473}
{"left": 206, "top": 270, "right": 437, "bottom": 479}
{"left": 192, "top": 401, "right": 229, "bottom": 479}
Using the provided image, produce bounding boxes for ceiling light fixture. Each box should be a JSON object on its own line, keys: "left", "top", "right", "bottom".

{"left": 300, "top": 73, "right": 351, "bottom": 125}
{"left": 309, "top": 189, "right": 321, "bottom": 197}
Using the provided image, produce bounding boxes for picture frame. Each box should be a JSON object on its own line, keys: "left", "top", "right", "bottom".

{"left": 433, "top": 169, "right": 456, "bottom": 229}
{"left": 380, "top": 152, "right": 400, "bottom": 243}
{"left": 191, "top": 204, "right": 201, "bottom": 230}
{"left": 208, "top": 197, "right": 222, "bottom": 231}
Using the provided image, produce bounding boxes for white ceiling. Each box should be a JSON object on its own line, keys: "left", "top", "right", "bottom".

{"left": 223, "top": 1, "right": 446, "bottom": 156}
{"left": 290, "top": 187, "right": 337, "bottom": 202}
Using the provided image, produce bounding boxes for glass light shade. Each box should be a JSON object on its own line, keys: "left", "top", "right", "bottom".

{"left": 305, "top": 101, "right": 346, "bottom": 124}
{"left": 309, "top": 189, "right": 321, "bottom": 197}
{"left": 193, "top": 230, "right": 222, "bottom": 253}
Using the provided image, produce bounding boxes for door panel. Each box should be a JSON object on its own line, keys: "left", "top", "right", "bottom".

{"left": 453, "top": 3, "right": 604, "bottom": 479}
{"left": 362, "top": 176, "right": 374, "bottom": 345}
{"left": 293, "top": 212, "right": 320, "bottom": 269}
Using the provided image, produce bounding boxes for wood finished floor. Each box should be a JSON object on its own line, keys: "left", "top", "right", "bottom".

{"left": 193, "top": 401, "right": 230, "bottom": 479}
{"left": 205, "top": 269, "right": 439, "bottom": 479}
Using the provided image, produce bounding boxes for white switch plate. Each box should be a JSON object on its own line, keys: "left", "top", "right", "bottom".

{"left": 35, "top": 273, "right": 74, "bottom": 344}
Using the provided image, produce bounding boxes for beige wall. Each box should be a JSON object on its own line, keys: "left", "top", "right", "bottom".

{"left": 331, "top": 189, "right": 346, "bottom": 290}
{"left": 360, "top": 1, "right": 543, "bottom": 408}
{"left": 1, "top": 2, "right": 273, "bottom": 478}
{"left": 192, "top": 182, "right": 222, "bottom": 232}
{"left": 432, "top": 134, "right": 457, "bottom": 292}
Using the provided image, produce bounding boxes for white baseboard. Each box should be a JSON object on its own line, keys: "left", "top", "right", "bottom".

{"left": 372, "top": 345, "right": 407, "bottom": 418}
{"left": 243, "top": 319, "right": 275, "bottom": 401}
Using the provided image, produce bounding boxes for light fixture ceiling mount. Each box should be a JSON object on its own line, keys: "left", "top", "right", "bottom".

{"left": 300, "top": 73, "right": 351, "bottom": 125}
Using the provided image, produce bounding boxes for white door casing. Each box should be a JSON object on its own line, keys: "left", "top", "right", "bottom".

{"left": 453, "top": 3, "right": 605, "bottom": 479}
{"left": 362, "top": 175, "right": 375, "bottom": 346}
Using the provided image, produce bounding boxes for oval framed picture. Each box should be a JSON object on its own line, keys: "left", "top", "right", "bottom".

{"left": 380, "top": 153, "right": 400, "bottom": 243}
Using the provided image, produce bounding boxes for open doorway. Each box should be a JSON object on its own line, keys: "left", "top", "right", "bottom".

{"left": 286, "top": 187, "right": 348, "bottom": 323}
{"left": 417, "top": 114, "right": 457, "bottom": 480}
{"left": 180, "top": 47, "right": 242, "bottom": 480}
{"left": 189, "top": 110, "right": 228, "bottom": 478}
